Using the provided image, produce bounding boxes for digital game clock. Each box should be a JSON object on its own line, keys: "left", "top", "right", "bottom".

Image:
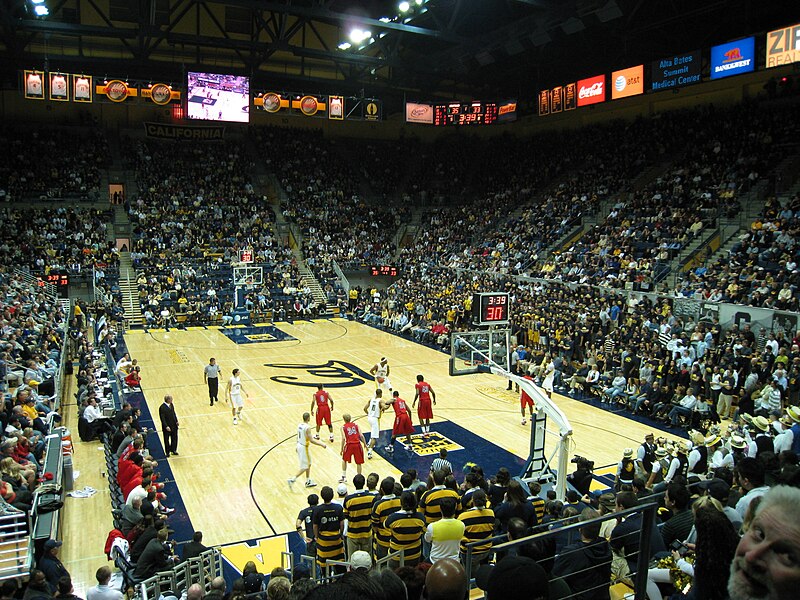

{"left": 369, "top": 265, "right": 398, "bottom": 277}
{"left": 473, "top": 292, "right": 510, "bottom": 326}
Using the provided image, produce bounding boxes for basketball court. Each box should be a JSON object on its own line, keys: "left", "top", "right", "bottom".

{"left": 60, "top": 318, "right": 676, "bottom": 592}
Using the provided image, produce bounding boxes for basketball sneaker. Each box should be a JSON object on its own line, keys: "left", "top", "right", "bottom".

{"left": 367, "top": 450, "right": 373, "bottom": 459}
{"left": 314, "top": 434, "right": 320, "bottom": 440}
{"left": 305, "top": 480, "right": 317, "bottom": 487}
{"left": 287, "top": 478, "right": 295, "bottom": 489}
{"left": 329, "top": 434, "right": 335, "bottom": 443}
{"left": 521, "top": 418, "right": 527, "bottom": 425}
{"left": 233, "top": 417, "right": 239, "bottom": 425}
{"left": 404, "top": 444, "right": 412, "bottom": 451}
{"left": 384, "top": 445, "right": 394, "bottom": 453}
{"left": 338, "top": 476, "right": 346, "bottom": 483}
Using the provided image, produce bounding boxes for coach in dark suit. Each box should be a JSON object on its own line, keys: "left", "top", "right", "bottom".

{"left": 159, "top": 395, "right": 179, "bottom": 457}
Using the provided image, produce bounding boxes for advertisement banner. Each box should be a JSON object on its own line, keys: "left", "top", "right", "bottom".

{"left": 496, "top": 100, "right": 518, "bottom": 123}
{"left": 611, "top": 65, "right": 644, "bottom": 99}
{"left": 718, "top": 304, "right": 773, "bottom": 333}
{"left": 405, "top": 102, "right": 434, "bottom": 124}
{"left": 564, "top": 83, "right": 577, "bottom": 110}
{"left": 143, "top": 122, "right": 225, "bottom": 141}
{"left": 23, "top": 70, "right": 45, "bottom": 100}
{"left": 538, "top": 89, "right": 550, "bottom": 115}
{"left": 651, "top": 50, "right": 701, "bottom": 90}
{"left": 766, "top": 22, "right": 800, "bottom": 68}
{"left": 577, "top": 74, "right": 605, "bottom": 106}
{"left": 711, "top": 37, "right": 755, "bottom": 79}
{"left": 73, "top": 75, "right": 92, "bottom": 103}
{"left": 328, "top": 95, "right": 344, "bottom": 120}
{"left": 49, "top": 73, "right": 69, "bottom": 101}
{"left": 551, "top": 86, "right": 563, "bottom": 113}
{"left": 364, "top": 100, "right": 381, "bottom": 121}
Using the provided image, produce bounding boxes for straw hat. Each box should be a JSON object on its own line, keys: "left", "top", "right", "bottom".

{"left": 730, "top": 435, "right": 747, "bottom": 449}
{"left": 705, "top": 434, "right": 722, "bottom": 447}
{"left": 623, "top": 448, "right": 634, "bottom": 458}
{"left": 752, "top": 416, "right": 770, "bottom": 432}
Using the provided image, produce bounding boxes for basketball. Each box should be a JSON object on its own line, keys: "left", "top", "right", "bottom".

{"left": 376, "top": 376, "right": 385, "bottom": 384}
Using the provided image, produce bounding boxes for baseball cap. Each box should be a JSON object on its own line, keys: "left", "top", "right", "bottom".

{"left": 350, "top": 550, "right": 371, "bottom": 570}
{"left": 698, "top": 478, "right": 730, "bottom": 502}
{"left": 476, "top": 556, "right": 549, "bottom": 600}
{"left": 44, "top": 539, "right": 62, "bottom": 550}
{"left": 28, "top": 380, "right": 40, "bottom": 386}
{"left": 336, "top": 483, "right": 348, "bottom": 496}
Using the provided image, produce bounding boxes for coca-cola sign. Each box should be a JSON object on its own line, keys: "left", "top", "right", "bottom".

{"left": 576, "top": 74, "right": 606, "bottom": 106}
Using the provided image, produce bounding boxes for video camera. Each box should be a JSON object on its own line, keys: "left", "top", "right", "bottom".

{"left": 571, "top": 455, "right": 594, "bottom": 471}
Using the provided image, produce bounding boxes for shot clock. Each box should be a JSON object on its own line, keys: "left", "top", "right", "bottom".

{"left": 473, "top": 292, "right": 510, "bottom": 326}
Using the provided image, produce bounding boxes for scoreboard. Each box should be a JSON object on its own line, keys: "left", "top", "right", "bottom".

{"left": 369, "top": 265, "right": 398, "bottom": 277}
{"left": 433, "top": 102, "right": 499, "bottom": 126}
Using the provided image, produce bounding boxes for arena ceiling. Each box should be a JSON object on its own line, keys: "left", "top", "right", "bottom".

{"left": 0, "top": 0, "right": 792, "bottom": 113}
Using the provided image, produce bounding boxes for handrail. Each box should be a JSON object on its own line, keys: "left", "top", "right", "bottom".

{"left": 136, "top": 548, "right": 223, "bottom": 600}
{"left": 462, "top": 500, "right": 659, "bottom": 600}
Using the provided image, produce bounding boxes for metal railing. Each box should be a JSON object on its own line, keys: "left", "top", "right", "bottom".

{"left": 136, "top": 549, "right": 223, "bottom": 600}
{"left": 0, "top": 513, "right": 33, "bottom": 582}
{"left": 12, "top": 268, "right": 57, "bottom": 300}
{"left": 462, "top": 501, "right": 659, "bottom": 600}
{"left": 332, "top": 260, "right": 351, "bottom": 295}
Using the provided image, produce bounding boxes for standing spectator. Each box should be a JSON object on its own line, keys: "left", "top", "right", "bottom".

{"left": 158, "top": 395, "right": 179, "bottom": 457}
{"left": 385, "top": 491, "right": 426, "bottom": 568}
{"left": 37, "top": 540, "right": 69, "bottom": 594}
{"left": 342, "top": 474, "right": 374, "bottom": 558}
{"left": 295, "top": 494, "right": 319, "bottom": 558}
{"left": 552, "top": 508, "right": 612, "bottom": 600}
{"left": 313, "top": 486, "right": 344, "bottom": 571}
{"left": 424, "top": 497, "right": 465, "bottom": 564}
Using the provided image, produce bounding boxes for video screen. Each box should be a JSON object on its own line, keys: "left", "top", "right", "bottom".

{"left": 186, "top": 72, "right": 250, "bottom": 123}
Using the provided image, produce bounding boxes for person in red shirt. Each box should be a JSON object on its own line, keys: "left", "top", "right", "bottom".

{"left": 125, "top": 366, "right": 142, "bottom": 388}
{"left": 385, "top": 391, "right": 414, "bottom": 453}
{"left": 413, "top": 374, "right": 436, "bottom": 437}
{"left": 310, "top": 384, "right": 335, "bottom": 443}
{"left": 520, "top": 374, "right": 536, "bottom": 425}
{"left": 339, "top": 413, "right": 367, "bottom": 483}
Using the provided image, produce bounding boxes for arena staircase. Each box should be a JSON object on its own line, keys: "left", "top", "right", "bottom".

{"left": 117, "top": 252, "right": 143, "bottom": 327}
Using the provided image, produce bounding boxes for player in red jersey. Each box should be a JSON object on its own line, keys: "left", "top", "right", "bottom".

{"left": 412, "top": 374, "right": 436, "bottom": 437}
{"left": 384, "top": 390, "right": 414, "bottom": 453}
{"left": 310, "top": 384, "right": 335, "bottom": 442}
{"left": 339, "top": 413, "right": 367, "bottom": 483}
{"left": 520, "top": 374, "right": 536, "bottom": 425}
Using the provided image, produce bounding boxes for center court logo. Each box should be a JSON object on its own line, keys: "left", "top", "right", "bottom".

{"left": 264, "top": 360, "right": 372, "bottom": 387}
{"left": 407, "top": 431, "right": 463, "bottom": 456}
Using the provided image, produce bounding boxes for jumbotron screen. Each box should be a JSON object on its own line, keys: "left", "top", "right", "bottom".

{"left": 186, "top": 72, "right": 250, "bottom": 123}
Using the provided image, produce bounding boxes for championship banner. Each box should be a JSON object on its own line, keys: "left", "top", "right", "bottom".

{"left": 23, "top": 70, "right": 45, "bottom": 100}
{"left": 143, "top": 122, "right": 226, "bottom": 141}
{"left": 49, "top": 73, "right": 69, "bottom": 101}
{"left": 141, "top": 83, "right": 181, "bottom": 105}
{"left": 253, "top": 92, "right": 290, "bottom": 112}
{"left": 95, "top": 79, "right": 138, "bottom": 103}
{"left": 538, "top": 89, "right": 550, "bottom": 116}
{"left": 291, "top": 95, "right": 327, "bottom": 116}
{"left": 73, "top": 75, "right": 92, "bottom": 103}
{"left": 328, "top": 95, "right": 344, "bottom": 120}
{"left": 550, "top": 87, "right": 563, "bottom": 113}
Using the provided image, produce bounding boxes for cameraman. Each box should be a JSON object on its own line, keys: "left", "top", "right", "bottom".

{"left": 568, "top": 457, "right": 594, "bottom": 497}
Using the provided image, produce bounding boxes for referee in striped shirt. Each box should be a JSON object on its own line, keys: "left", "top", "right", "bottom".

{"left": 430, "top": 449, "right": 452, "bottom": 474}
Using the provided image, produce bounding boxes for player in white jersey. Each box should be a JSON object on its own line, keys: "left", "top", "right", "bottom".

{"left": 369, "top": 356, "right": 392, "bottom": 392}
{"left": 362, "top": 388, "right": 385, "bottom": 460}
{"left": 288, "top": 412, "right": 326, "bottom": 489}
{"left": 226, "top": 368, "right": 249, "bottom": 425}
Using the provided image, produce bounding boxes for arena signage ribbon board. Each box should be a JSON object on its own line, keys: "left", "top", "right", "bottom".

{"left": 576, "top": 74, "right": 605, "bottom": 106}
{"left": 710, "top": 37, "right": 755, "bottom": 80}
{"left": 611, "top": 65, "right": 644, "bottom": 99}
{"left": 651, "top": 50, "right": 702, "bottom": 90}
{"left": 766, "top": 22, "right": 800, "bottom": 68}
